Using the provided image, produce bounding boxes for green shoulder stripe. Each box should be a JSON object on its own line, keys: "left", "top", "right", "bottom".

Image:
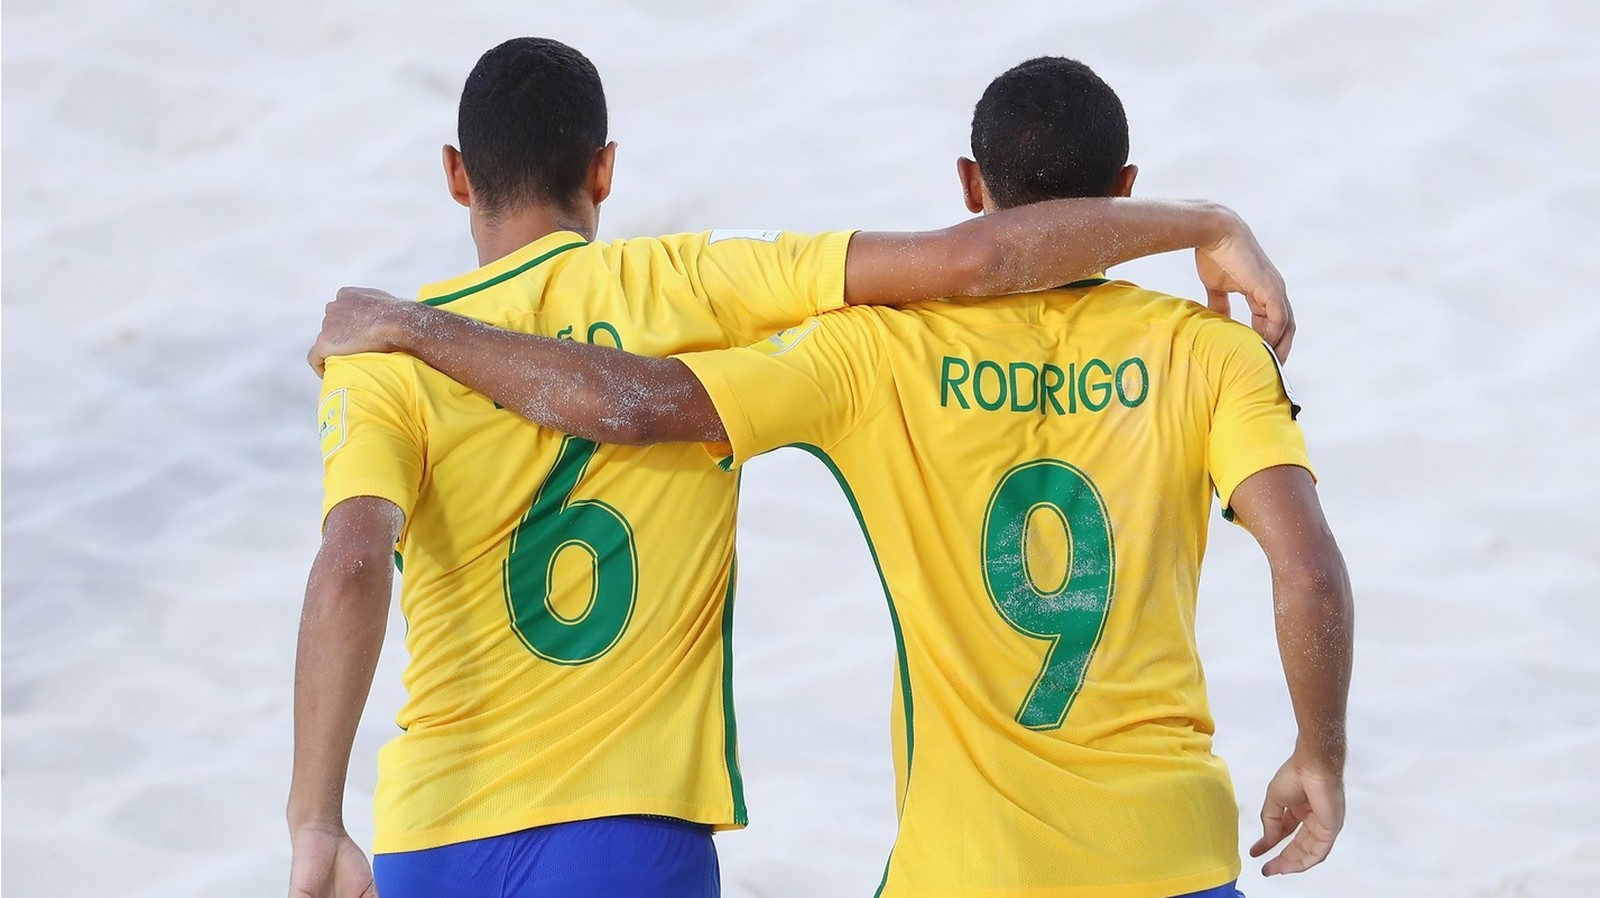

{"left": 420, "top": 241, "right": 586, "bottom": 306}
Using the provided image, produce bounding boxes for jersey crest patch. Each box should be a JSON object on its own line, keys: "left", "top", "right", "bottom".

{"left": 708, "top": 228, "right": 781, "bottom": 244}
{"left": 755, "top": 320, "right": 819, "bottom": 357}
{"left": 319, "top": 389, "right": 348, "bottom": 458}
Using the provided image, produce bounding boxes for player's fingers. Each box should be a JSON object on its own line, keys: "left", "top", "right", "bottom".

{"left": 308, "top": 344, "right": 327, "bottom": 378}
{"left": 1266, "top": 271, "right": 1293, "bottom": 360}
{"left": 1250, "top": 799, "right": 1293, "bottom": 858}
{"left": 1251, "top": 308, "right": 1292, "bottom": 364}
{"left": 1245, "top": 287, "right": 1288, "bottom": 353}
{"left": 1261, "top": 823, "right": 1333, "bottom": 876}
{"left": 1273, "top": 316, "right": 1296, "bottom": 362}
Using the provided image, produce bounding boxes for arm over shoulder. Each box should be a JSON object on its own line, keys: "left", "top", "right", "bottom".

{"left": 675, "top": 310, "right": 887, "bottom": 469}
{"left": 674, "top": 229, "right": 856, "bottom": 344}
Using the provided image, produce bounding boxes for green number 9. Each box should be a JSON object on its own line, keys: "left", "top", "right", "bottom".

{"left": 982, "top": 460, "right": 1115, "bottom": 730}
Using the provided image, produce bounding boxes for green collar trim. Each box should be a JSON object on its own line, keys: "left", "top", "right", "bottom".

{"left": 420, "top": 240, "right": 586, "bottom": 307}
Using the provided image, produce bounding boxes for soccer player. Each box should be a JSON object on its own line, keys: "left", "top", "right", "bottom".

{"left": 293, "top": 39, "right": 1303, "bottom": 898}
{"left": 309, "top": 57, "right": 1353, "bottom": 897}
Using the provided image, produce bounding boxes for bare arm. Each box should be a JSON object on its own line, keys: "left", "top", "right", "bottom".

{"left": 286, "top": 496, "right": 403, "bottom": 898}
{"left": 305, "top": 200, "right": 1289, "bottom": 438}
{"left": 1227, "top": 464, "right": 1354, "bottom": 877}
{"left": 308, "top": 295, "right": 726, "bottom": 446}
{"left": 844, "top": 198, "right": 1292, "bottom": 357}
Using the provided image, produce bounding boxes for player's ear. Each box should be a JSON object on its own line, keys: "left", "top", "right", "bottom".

{"left": 1110, "top": 164, "right": 1138, "bottom": 198}
{"left": 957, "top": 157, "right": 989, "bottom": 214}
{"left": 589, "top": 141, "right": 617, "bottom": 206}
{"left": 443, "top": 145, "right": 472, "bottom": 208}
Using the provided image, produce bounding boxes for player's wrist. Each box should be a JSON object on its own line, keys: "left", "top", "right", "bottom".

{"left": 286, "top": 785, "right": 349, "bottom": 833}
{"left": 376, "top": 301, "right": 429, "bottom": 352}
{"left": 1195, "top": 201, "right": 1244, "bottom": 253}
{"left": 287, "top": 806, "right": 348, "bottom": 833}
{"left": 1292, "top": 730, "right": 1348, "bottom": 777}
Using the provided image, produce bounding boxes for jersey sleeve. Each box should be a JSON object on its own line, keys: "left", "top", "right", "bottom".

{"left": 1199, "top": 324, "right": 1315, "bottom": 515}
{"left": 674, "top": 312, "right": 885, "bottom": 470}
{"left": 318, "top": 354, "right": 426, "bottom": 527}
{"left": 675, "top": 229, "right": 856, "bottom": 345}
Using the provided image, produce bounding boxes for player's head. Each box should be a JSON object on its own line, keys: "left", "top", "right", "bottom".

{"left": 958, "top": 57, "right": 1136, "bottom": 214}
{"left": 443, "top": 37, "right": 616, "bottom": 234}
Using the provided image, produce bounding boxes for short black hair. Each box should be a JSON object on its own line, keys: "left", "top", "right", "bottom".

{"left": 457, "top": 38, "right": 607, "bottom": 215}
{"left": 970, "top": 57, "right": 1129, "bottom": 207}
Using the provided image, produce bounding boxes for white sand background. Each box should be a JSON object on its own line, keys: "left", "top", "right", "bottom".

{"left": 5, "top": 0, "right": 1599, "bottom": 895}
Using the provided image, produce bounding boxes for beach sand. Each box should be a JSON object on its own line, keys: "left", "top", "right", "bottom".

{"left": 4, "top": 0, "right": 1598, "bottom": 895}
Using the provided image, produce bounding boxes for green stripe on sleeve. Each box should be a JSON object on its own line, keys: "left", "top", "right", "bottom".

{"left": 789, "top": 444, "right": 913, "bottom": 897}
{"left": 721, "top": 555, "right": 748, "bottom": 825}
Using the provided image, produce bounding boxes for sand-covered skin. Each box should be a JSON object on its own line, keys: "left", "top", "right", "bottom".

{"left": 4, "top": 1, "right": 1598, "bottom": 896}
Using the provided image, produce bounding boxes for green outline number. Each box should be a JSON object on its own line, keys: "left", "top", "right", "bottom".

{"left": 502, "top": 435, "right": 638, "bottom": 665}
{"left": 981, "top": 460, "right": 1115, "bottom": 730}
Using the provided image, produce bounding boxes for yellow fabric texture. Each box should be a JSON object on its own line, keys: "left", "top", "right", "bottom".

{"left": 319, "top": 228, "right": 853, "bottom": 853}
{"left": 677, "top": 280, "right": 1312, "bottom": 897}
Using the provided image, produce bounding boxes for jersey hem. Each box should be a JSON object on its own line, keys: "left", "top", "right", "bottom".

{"left": 373, "top": 798, "right": 746, "bottom": 855}
{"left": 878, "top": 862, "right": 1238, "bottom": 898}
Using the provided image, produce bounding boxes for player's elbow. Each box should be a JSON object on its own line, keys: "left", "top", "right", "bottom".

{"left": 594, "top": 411, "right": 658, "bottom": 446}
{"left": 308, "top": 542, "right": 394, "bottom": 609}
{"left": 558, "top": 379, "right": 657, "bottom": 446}
{"left": 590, "top": 401, "right": 720, "bottom": 447}
{"left": 942, "top": 229, "right": 1010, "bottom": 297}
{"left": 1274, "top": 547, "right": 1352, "bottom": 610}
{"left": 331, "top": 540, "right": 395, "bottom": 581}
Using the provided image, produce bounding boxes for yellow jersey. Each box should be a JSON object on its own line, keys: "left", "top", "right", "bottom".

{"left": 676, "top": 278, "right": 1312, "bottom": 897}
{"left": 317, "top": 227, "right": 852, "bottom": 853}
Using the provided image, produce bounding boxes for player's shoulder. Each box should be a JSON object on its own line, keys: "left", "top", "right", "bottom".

{"left": 586, "top": 232, "right": 715, "bottom": 279}
{"left": 322, "top": 350, "right": 426, "bottom": 394}
{"left": 759, "top": 307, "right": 885, "bottom": 355}
{"left": 599, "top": 229, "right": 782, "bottom": 256}
{"left": 1088, "top": 279, "right": 1262, "bottom": 350}
{"left": 601, "top": 228, "right": 840, "bottom": 259}
{"left": 598, "top": 231, "right": 704, "bottom": 253}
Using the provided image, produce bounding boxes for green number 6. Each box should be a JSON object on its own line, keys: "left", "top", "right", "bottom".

{"left": 981, "top": 459, "right": 1115, "bottom": 730}
{"left": 502, "top": 435, "right": 638, "bottom": 665}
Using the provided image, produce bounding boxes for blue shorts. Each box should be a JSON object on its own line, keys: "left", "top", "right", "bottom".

{"left": 1175, "top": 882, "right": 1244, "bottom": 898}
{"left": 372, "top": 815, "right": 719, "bottom": 898}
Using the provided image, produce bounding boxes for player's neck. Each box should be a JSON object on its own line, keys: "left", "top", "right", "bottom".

{"left": 470, "top": 204, "right": 596, "bottom": 266}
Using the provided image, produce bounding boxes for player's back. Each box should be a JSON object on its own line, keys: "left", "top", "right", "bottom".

{"left": 317, "top": 228, "right": 851, "bottom": 853}
{"left": 679, "top": 277, "right": 1309, "bottom": 896}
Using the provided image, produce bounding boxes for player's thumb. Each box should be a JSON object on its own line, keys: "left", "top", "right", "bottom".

{"left": 1206, "top": 287, "right": 1231, "bottom": 318}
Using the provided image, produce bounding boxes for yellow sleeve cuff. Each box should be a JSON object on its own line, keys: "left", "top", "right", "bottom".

{"left": 1215, "top": 451, "right": 1317, "bottom": 520}
{"left": 676, "top": 350, "right": 759, "bottom": 471}
{"left": 321, "top": 481, "right": 415, "bottom": 530}
{"left": 811, "top": 230, "right": 857, "bottom": 315}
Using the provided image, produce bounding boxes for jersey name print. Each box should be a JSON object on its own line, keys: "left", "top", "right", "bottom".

{"left": 676, "top": 279, "right": 1312, "bottom": 897}
{"left": 939, "top": 353, "right": 1149, "bottom": 416}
